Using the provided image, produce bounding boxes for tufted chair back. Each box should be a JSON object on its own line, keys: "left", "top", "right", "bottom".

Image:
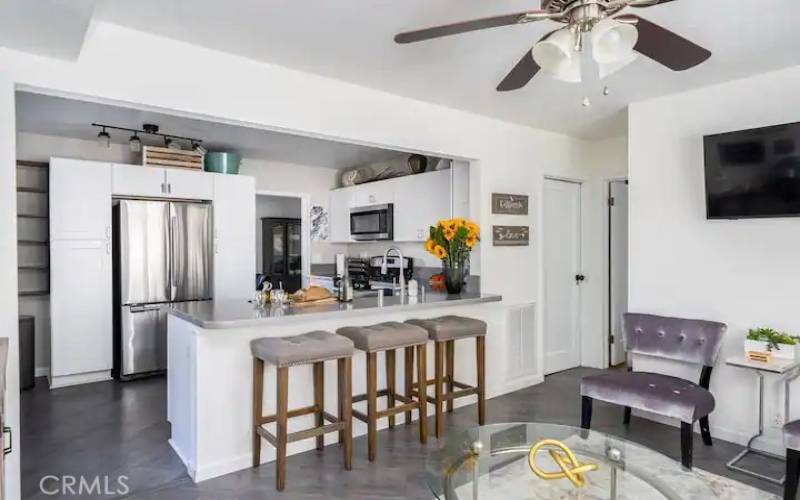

{"left": 622, "top": 313, "right": 727, "bottom": 367}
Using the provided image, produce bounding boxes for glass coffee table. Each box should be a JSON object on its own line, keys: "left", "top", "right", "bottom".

{"left": 426, "top": 423, "right": 717, "bottom": 499}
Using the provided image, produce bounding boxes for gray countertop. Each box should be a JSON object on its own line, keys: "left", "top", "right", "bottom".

{"left": 166, "top": 291, "right": 502, "bottom": 330}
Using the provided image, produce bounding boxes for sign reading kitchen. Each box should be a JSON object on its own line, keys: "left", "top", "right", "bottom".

{"left": 492, "top": 193, "right": 529, "bottom": 215}
{"left": 492, "top": 225, "right": 530, "bottom": 246}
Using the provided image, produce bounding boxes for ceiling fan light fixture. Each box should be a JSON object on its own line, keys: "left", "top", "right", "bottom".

{"left": 532, "top": 28, "right": 581, "bottom": 82}
{"left": 591, "top": 18, "right": 638, "bottom": 64}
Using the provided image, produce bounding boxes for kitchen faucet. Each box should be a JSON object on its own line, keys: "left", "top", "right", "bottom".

{"left": 381, "top": 246, "right": 405, "bottom": 296}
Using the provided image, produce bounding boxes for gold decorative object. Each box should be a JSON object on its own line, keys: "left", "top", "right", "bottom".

{"left": 747, "top": 350, "right": 772, "bottom": 363}
{"left": 527, "top": 439, "right": 598, "bottom": 488}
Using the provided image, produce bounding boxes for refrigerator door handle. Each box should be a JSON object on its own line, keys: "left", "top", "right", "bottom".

{"left": 130, "top": 304, "right": 163, "bottom": 313}
{"left": 170, "top": 215, "right": 177, "bottom": 299}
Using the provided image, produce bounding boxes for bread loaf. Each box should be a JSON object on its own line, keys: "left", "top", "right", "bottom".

{"left": 292, "top": 285, "right": 333, "bottom": 303}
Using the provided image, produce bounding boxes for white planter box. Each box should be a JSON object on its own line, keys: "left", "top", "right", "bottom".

{"left": 744, "top": 339, "right": 797, "bottom": 360}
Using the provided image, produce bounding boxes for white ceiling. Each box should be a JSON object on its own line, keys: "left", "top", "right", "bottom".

{"left": 89, "top": 0, "right": 800, "bottom": 139}
{"left": 15, "top": 92, "right": 405, "bottom": 169}
{"left": 0, "top": 0, "right": 99, "bottom": 60}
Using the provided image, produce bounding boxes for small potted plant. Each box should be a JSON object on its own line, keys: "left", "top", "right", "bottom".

{"left": 425, "top": 218, "right": 480, "bottom": 295}
{"left": 745, "top": 327, "right": 800, "bottom": 360}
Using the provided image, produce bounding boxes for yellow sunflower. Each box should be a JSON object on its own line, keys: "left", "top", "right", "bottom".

{"left": 466, "top": 234, "right": 478, "bottom": 248}
{"left": 466, "top": 222, "right": 480, "bottom": 237}
{"left": 443, "top": 227, "right": 456, "bottom": 241}
{"left": 433, "top": 245, "right": 448, "bottom": 259}
{"left": 424, "top": 238, "right": 436, "bottom": 254}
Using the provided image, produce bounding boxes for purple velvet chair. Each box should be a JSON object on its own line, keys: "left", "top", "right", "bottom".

{"left": 580, "top": 313, "right": 727, "bottom": 469}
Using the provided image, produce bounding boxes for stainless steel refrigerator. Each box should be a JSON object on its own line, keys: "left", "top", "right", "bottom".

{"left": 114, "top": 199, "right": 212, "bottom": 379}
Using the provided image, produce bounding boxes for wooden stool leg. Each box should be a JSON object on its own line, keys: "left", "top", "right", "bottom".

{"left": 434, "top": 341, "right": 445, "bottom": 438}
{"left": 417, "top": 343, "right": 428, "bottom": 444}
{"left": 446, "top": 340, "right": 455, "bottom": 413}
{"left": 367, "top": 352, "right": 378, "bottom": 461}
{"left": 476, "top": 336, "right": 486, "bottom": 426}
{"left": 313, "top": 361, "right": 325, "bottom": 450}
{"left": 252, "top": 358, "right": 264, "bottom": 467}
{"left": 339, "top": 357, "right": 353, "bottom": 470}
{"left": 404, "top": 347, "right": 414, "bottom": 424}
{"left": 276, "top": 366, "right": 289, "bottom": 491}
{"left": 386, "top": 349, "right": 396, "bottom": 428}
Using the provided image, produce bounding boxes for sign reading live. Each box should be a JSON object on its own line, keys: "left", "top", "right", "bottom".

{"left": 491, "top": 193, "right": 529, "bottom": 215}
{"left": 492, "top": 225, "right": 530, "bottom": 246}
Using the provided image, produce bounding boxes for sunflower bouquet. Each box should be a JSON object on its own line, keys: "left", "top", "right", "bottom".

{"left": 425, "top": 218, "right": 480, "bottom": 294}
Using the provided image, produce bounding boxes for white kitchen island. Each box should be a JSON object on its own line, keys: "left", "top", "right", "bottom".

{"left": 165, "top": 291, "right": 504, "bottom": 482}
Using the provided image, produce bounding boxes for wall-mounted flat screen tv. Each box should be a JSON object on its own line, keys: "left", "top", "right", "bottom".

{"left": 704, "top": 122, "right": 800, "bottom": 219}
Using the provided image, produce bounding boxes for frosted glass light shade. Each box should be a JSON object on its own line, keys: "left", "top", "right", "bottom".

{"left": 532, "top": 28, "right": 581, "bottom": 83}
{"left": 592, "top": 18, "right": 638, "bottom": 64}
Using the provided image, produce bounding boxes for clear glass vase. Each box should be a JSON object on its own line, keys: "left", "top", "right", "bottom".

{"left": 443, "top": 259, "right": 466, "bottom": 295}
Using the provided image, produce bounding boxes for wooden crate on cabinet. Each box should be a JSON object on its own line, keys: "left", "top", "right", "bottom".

{"left": 143, "top": 146, "right": 203, "bottom": 170}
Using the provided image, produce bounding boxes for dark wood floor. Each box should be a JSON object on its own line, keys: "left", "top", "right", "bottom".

{"left": 22, "top": 367, "right": 782, "bottom": 499}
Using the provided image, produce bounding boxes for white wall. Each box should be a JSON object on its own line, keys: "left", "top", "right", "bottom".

{"left": 255, "top": 194, "right": 301, "bottom": 272}
{"left": 0, "top": 21, "right": 622, "bottom": 495}
{"left": 628, "top": 65, "right": 800, "bottom": 452}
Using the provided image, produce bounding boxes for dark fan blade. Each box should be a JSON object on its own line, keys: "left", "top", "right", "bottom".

{"left": 631, "top": 0, "right": 678, "bottom": 7}
{"left": 394, "top": 11, "right": 546, "bottom": 44}
{"left": 496, "top": 31, "right": 556, "bottom": 92}
{"left": 627, "top": 15, "right": 711, "bottom": 71}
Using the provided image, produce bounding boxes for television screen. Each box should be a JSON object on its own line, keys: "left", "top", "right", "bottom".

{"left": 704, "top": 122, "right": 800, "bottom": 219}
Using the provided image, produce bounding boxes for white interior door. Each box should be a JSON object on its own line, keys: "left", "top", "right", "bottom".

{"left": 543, "top": 178, "right": 582, "bottom": 375}
{"left": 609, "top": 180, "right": 629, "bottom": 366}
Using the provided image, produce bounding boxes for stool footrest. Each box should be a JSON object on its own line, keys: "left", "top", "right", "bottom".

{"left": 258, "top": 404, "right": 318, "bottom": 425}
{"left": 257, "top": 421, "right": 347, "bottom": 446}
{"left": 353, "top": 388, "right": 392, "bottom": 403}
{"left": 352, "top": 409, "right": 368, "bottom": 423}
{"left": 377, "top": 402, "right": 419, "bottom": 419}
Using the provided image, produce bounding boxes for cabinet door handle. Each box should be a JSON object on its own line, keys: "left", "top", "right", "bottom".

{"left": 106, "top": 226, "right": 112, "bottom": 239}
{"left": 168, "top": 183, "right": 172, "bottom": 194}
{"left": 161, "top": 182, "right": 165, "bottom": 194}
{"left": 106, "top": 243, "right": 111, "bottom": 254}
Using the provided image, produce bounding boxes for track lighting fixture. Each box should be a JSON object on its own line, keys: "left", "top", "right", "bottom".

{"left": 129, "top": 133, "right": 142, "bottom": 153}
{"left": 97, "top": 127, "right": 111, "bottom": 148}
{"left": 90, "top": 123, "right": 203, "bottom": 152}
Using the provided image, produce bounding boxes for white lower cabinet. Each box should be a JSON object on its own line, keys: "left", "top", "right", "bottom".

{"left": 50, "top": 239, "right": 113, "bottom": 386}
{"left": 212, "top": 174, "right": 256, "bottom": 300}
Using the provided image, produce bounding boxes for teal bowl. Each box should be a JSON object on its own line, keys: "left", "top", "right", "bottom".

{"left": 204, "top": 152, "right": 241, "bottom": 174}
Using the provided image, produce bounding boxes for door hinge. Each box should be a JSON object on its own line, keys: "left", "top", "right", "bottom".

{"left": 608, "top": 197, "right": 615, "bottom": 206}
{"left": 609, "top": 334, "right": 615, "bottom": 344}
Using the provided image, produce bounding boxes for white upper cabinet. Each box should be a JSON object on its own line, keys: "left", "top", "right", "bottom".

{"left": 393, "top": 169, "right": 452, "bottom": 242}
{"left": 50, "top": 158, "right": 112, "bottom": 241}
{"left": 112, "top": 163, "right": 166, "bottom": 198}
{"left": 329, "top": 188, "right": 353, "bottom": 243}
{"left": 212, "top": 173, "right": 256, "bottom": 300}
{"left": 165, "top": 168, "right": 213, "bottom": 200}
{"left": 112, "top": 163, "right": 213, "bottom": 200}
{"left": 352, "top": 181, "right": 394, "bottom": 207}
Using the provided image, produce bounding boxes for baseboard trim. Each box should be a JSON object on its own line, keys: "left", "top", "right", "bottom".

{"left": 49, "top": 370, "right": 112, "bottom": 389}
{"left": 35, "top": 367, "right": 49, "bottom": 378}
{"left": 168, "top": 439, "right": 196, "bottom": 480}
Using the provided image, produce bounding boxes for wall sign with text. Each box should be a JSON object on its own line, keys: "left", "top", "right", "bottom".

{"left": 492, "top": 225, "right": 530, "bottom": 246}
{"left": 492, "top": 193, "right": 529, "bottom": 215}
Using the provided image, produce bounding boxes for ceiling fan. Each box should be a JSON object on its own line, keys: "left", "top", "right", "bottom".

{"left": 394, "top": 0, "right": 711, "bottom": 91}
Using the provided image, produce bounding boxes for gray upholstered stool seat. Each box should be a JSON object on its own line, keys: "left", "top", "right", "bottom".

{"left": 406, "top": 315, "right": 487, "bottom": 342}
{"left": 580, "top": 371, "right": 715, "bottom": 422}
{"left": 336, "top": 322, "right": 428, "bottom": 352}
{"left": 250, "top": 331, "right": 354, "bottom": 368}
{"left": 785, "top": 420, "right": 800, "bottom": 451}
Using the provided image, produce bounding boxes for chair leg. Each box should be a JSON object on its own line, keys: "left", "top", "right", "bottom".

{"left": 313, "top": 361, "right": 325, "bottom": 451}
{"left": 623, "top": 406, "right": 631, "bottom": 425}
{"left": 785, "top": 448, "right": 800, "bottom": 500}
{"left": 581, "top": 396, "right": 593, "bottom": 430}
{"left": 339, "top": 357, "right": 353, "bottom": 471}
{"left": 434, "top": 341, "right": 445, "bottom": 438}
{"left": 476, "top": 336, "right": 486, "bottom": 426}
{"left": 386, "top": 349, "right": 396, "bottom": 428}
{"left": 680, "top": 421, "right": 693, "bottom": 469}
{"left": 417, "top": 343, "right": 428, "bottom": 444}
{"left": 252, "top": 358, "right": 264, "bottom": 467}
{"left": 404, "top": 347, "right": 414, "bottom": 424}
{"left": 699, "top": 416, "right": 712, "bottom": 446}
{"left": 446, "top": 340, "right": 455, "bottom": 413}
{"left": 276, "top": 366, "right": 289, "bottom": 491}
{"left": 366, "top": 352, "right": 378, "bottom": 461}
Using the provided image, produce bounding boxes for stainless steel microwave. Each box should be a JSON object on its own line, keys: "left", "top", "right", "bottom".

{"left": 350, "top": 203, "right": 393, "bottom": 241}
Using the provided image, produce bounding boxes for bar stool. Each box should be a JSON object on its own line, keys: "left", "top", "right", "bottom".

{"left": 251, "top": 331, "right": 354, "bottom": 491}
{"left": 336, "top": 321, "right": 428, "bottom": 461}
{"left": 406, "top": 316, "right": 487, "bottom": 438}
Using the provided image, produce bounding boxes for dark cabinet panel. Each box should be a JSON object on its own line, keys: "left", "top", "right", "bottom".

{"left": 262, "top": 218, "right": 302, "bottom": 293}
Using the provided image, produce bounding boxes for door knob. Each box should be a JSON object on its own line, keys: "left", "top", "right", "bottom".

{"left": 575, "top": 274, "right": 586, "bottom": 283}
